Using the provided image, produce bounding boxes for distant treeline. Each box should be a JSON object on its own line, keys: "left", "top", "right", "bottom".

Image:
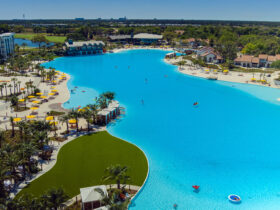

{"left": 2, "top": 19, "right": 280, "bottom": 27}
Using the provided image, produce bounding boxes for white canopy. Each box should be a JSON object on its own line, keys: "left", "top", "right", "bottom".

{"left": 80, "top": 185, "right": 108, "bottom": 203}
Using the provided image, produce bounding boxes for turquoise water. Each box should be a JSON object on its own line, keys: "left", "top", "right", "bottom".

{"left": 43, "top": 50, "right": 280, "bottom": 210}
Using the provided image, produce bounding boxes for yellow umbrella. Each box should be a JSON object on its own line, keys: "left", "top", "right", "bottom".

{"left": 260, "top": 79, "right": 266, "bottom": 82}
{"left": 32, "top": 100, "right": 40, "bottom": 104}
{"left": 46, "top": 116, "right": 54, "bottom": 121}
{"left": 51, "top": 90, "right": 58, "bottom": 92}
{"left": 78, "top": 109, "right": 84, "bottom": 112}
{"left": 68, "top": 119, "right": 77, "bottom": 124}
{"left": 49, "top": 121, "right": 58, "bottom": 125}
{"left": 18, "top": 99, "right": 25, "bottom": 102}
{"left": 13, "top": 118, "right": 22, "bottom": 122}
{"left": 36, "top": 93, "right": 43, "bottom": 96}
{"left": 52, "top": 80, "right": 57, "bottom": 83}
{"left": 223, "top": 70, "right": 229, "bottom": 73}
{"left": 214, "top": 70, "right": 217, "bottom": 72}
{"left": 251, "top": 78, "right": 256, "bottom": 81}
{"left": 51, "top": 86, "right": 57, "bottom": 89}
{"left": 28, "top": 95, "right": 35, "bottom": 99}
{"left": 55, "top": 73, "right": 59, "bottom": 76}
{"left": 40, "top": 96, "right": 47, "bottom": 99}
{"left": 48, "top": 93, "right": 55, "bottom": 96}
{"left": 30, "top": 107, "right": 38, "bottom": 110}
{"left": 26, "top": 115, "right": 35, "bottom": 119}
{"left": 205, "top": 69, "right": 209, "bottom": 72}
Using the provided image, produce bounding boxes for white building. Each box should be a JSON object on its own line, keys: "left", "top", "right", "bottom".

{"left": 0, "top": 33, "right": 15, "bottom": 60}
{"left": 64, "top": 40, "right": 105, "bottom": 56}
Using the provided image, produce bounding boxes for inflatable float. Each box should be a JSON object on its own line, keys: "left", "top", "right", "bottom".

{"left": 228, "top": 194, "right": 241, "bottom": 203}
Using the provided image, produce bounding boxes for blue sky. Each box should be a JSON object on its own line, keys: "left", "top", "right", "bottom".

{"left": 1, "top": 0, "right": 280, "bottom": 21}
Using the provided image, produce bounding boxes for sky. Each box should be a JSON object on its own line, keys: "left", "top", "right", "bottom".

{"left": 1, "top": 0, "right": 280, "bottom": 21}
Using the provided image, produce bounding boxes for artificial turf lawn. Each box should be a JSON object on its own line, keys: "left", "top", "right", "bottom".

{"left": 14, "top": 33, "right": 66, "bottom": 43}
{"left": 17, "top": 131, "right": 148, "bottom": 198}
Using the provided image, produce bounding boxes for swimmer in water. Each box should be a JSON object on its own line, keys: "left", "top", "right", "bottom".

{"left": 141, "top": 99, "right": 144, "bottom": 105}
{"left": 145, "top": 78, "right": 148, "bottom": 83}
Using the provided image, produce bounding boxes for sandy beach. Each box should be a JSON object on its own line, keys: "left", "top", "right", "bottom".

{"left": 165, "top": 56, "right": 280, "bottom": 89}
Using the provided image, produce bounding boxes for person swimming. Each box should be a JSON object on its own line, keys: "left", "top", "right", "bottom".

{"left": 145, "top": 78, "right": 148, "bottom": 83}
{"left": 141, "top": 99, "right": 144, "bottom": 105}
{"left": 193, "top": 102, "right": 198, "bottom": 106}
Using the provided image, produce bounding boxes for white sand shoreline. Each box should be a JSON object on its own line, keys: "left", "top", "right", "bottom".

{"left": 164, "top": 56, "right": 280, "bottom": 89}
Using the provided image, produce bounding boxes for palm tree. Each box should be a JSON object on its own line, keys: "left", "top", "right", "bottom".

{"left": 81, "top": 109, "right": 92, "bottom": 132}
{"left": 0, "top": 84, "right": 4, "bottom": 98}
{"left": 103, "top": 165, "right": 130, "bottom": 189}
{"left": 69, "top": 109, "right": 81, "bottom": 133}
{"left": 40, "top": 188, "right": 69, "bottom": 210}
{"left": 3, "top": 83, "right": 7, "bottom": 100}
{"left": 89, "top": 104, "right": 98, "bottom": 124}
{"left": 10, "top": 117, "right": 15, "bottom": 137}
{"left": 0, "top": 131, "right": 5, "bottom": 148}
{"left": 11, "top": 78, "right": 17, "bottom": 94}
{"left": 7, "top": 84, "right": 12, "bottom": 97}
{"left": 59, "top": 115, "right": 70, "bottom": 134}
{"left": 5, "top": 152, "right": 20, "bottom": 185}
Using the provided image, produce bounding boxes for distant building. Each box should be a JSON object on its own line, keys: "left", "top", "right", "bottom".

{"left": 133, "top": 33, "right": 163, "bottom": 45}
{"left": 75, "top": 18, "right": 85, "bottom": 21}
{"left": 234, "top": 54, "right": 280, "bottom": 68}
{"left": 108, "top": 35, "right": 132, "bottom": 44}
{"left": 0, "top": 33, "right": 15, "bottom": 60}
{"left": 118, "top": 16, "right": 127, "bottom": 21}
{"left": 64, "top": 40, "right": 105, "bottom": 56}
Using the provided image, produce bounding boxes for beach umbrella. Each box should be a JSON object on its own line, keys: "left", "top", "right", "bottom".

{"left": 36, "top": 92, "right": 43, "bottom": 96}
{"left": 13, "top": 118, "right": 22, "bottom": 122}
{"left": 46, "top": 116, "right": 54, "bottom": 121}
{"left": 251, "top": 78, "right": 256, "bottom": 81}
{"left": 40, "top": 96, "right": 47, "bottom": 99}
{"left": 28, "top": 95, "right": 35, "bottom": 99}
{"left": 55, "top": 73, "right": 59, "bottom": 76}
{"left": 78, "top": 109, "right": 84, "bottom": 112}
{"left": 51, "top": 90, "right": 58, "bottom": 92}
{"left": 52, "top": 80, "right": 57, "bottom": 83}
{"left": 18, "top": 99, "right": 25, "bottom": 102}
{"left": 51, "top": 86, "right": 57, "bottom": 89}
{"left": 205, "top": 69, "right": 209, "bottom": 72}
{"left": 223, "top": 70, "right": 229, "bottom": 73}
{"left": 48, "top": 93, "right": 55, "bottom": 96}
{"left": 20, "top": 88, "right": 25, "bottom": 91}
{"left": 68, "top": 119, "right": 76, "bottom": 124}
{"left": 32, "top": 100, "right": 40, "bottom": 104}
{"left": 49, "top": 121, "right": 58, "bottom": 125}
{"left": 26, "top": 115, "right": 35, "bottom": 119}
{"left": 30, "top": 107, "right": 38, "bottom": 110}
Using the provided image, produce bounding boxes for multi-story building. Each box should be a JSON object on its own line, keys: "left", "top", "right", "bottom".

{"left": 234, "top": 54, "right": 280, "bottom": 68}
{"left": 0, "top": 33, "right": 15, "bottom": 60}
{"left": 64, "top": 40, "right": 105, "bottom": 56}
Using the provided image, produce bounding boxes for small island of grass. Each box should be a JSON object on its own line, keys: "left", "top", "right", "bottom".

{"left": 16, "top": 131, "right": 148, "bottom": 198}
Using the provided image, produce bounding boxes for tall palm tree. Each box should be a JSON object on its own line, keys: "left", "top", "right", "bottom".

{"left": 69, "top": 109, "right": 81, "bottom": 133}
{"left": 59, "top": 115, "right": 70, "bottom": 134}
{"left": 81, "top": 109, "right": 92, "bottom": 132}
{"left": 3, "top": 83, "right": 7, "bottom": 100}
{"left": 9, "top": 117, "right": 15, "bottom": 137}
{"left": 0, "top": 84, "right": 4, "bottom": 98}
{"left": 88, "top": 104, "right": 98, "bottom": 124}
{"left": 40, "top": 188, "right": 69, "bottom": 210}
{"left": 11, "top": 78, "right": 17, "bottom": 94}
{"left": 103, "top": 165, "right": 130, "bottom": 189}
{"left": 0, "top": 131, "right": 5, "bottom": 148}
{"left": 7, "top": 84, "right": 12, "bottom": 97}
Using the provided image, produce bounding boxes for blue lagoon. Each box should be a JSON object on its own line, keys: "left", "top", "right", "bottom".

{"left": 43, "top": 49, "right": 280, "bottom": 210}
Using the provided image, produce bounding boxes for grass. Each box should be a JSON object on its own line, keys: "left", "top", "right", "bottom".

{"left": 17, "top": 131, "right": 148, "bottom": 198}
{"left": 14, "top": 33, "right": 67, "bottom": 43}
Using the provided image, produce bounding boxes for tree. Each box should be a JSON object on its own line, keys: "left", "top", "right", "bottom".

{"left": 81, "top": 109, "right": 92, "bottom": 132}
{"left": 69, "top": 109, "right": 81, "bottom": 133}
{"left": 216, "top": 31, "right": 238, "bottom": 69}
{"left": 40, "top": 188, "right": 69, "bottom": 210}
{"left": 9, "top": 117, "right": 15, "bottom": 137}
{"left": 271, "top": 60, "right": 280, "bottom": 69}
{"left": 59, "top": 115, "right": 70, "bottom": 134}
{"left": 177, "top": 60, "right": 186, "bottom": 69}
{"left": 103, "top": 165, "right": 130, "bottom": 189}
{"left": 31, "top": 34, "right": 48, "bottom": 49}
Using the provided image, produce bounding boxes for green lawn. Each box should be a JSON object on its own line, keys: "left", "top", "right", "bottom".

{"left": 17, "top": 131, "right": 148, "bottom": 198}
{"left": 14, "top": 33, "right": 66, "bottom": 43}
